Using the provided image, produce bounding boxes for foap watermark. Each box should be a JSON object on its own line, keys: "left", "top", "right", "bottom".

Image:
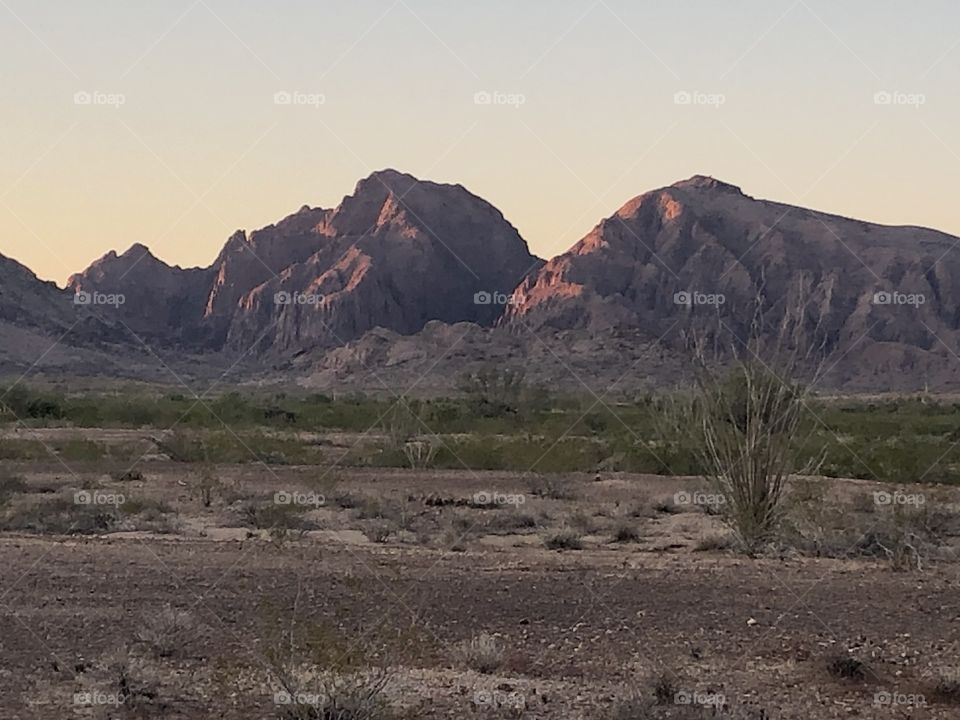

{"left": 872, "top": 291, "right": 925, "bottom": 306}
{"left": 74, "top": 490, "right": 125, "bottom": 507}
{"left": 674, "top": 490, "right": 726, "bottom": 508}
{"left": 74, "top": 290, "right": 125, "bottom": 307}
{"left": 874, "top": 490, "right": 925, "bottom": 507}
{"left": 275, "top": 291, "right": 324, "bottom": 306}
{"left": 473, "top": 689, "right": 526, "bottom": 710}
{"left": 674, "top": 90, "right": 725, "bottom": 109}
{"left": 74, "top": 90, "right": 126, "bottom": 108}
{"left": 274, "top": 490, "right": 325, "bottom": 508}
{"left": 675, "top": 690, "right": 725, "bottom": 708}
{"left": 874, "top": 90, "right": 925, "bottom": 108}
{"left": 274, "top": 690, "right": 323, "bottom": 707}
{"left": 473, "top": 90, "right": 526, "bottom": 108}
{"left": 674, "top": 290, "right": 725, "bottom": 308}
{"left": 473, "top": 290, "right": 519, "bottom": 306}
{"left": 873, "top": 690, "right": 926, "bottom": 708}
{"left": 74, "top": 691, "right": 126, "bottom": 707}
{"left": 473, "top": 491, "right": 526, "bottom": 507}
{"left": 274, "top": 90, "right": 325, "bottom": 108}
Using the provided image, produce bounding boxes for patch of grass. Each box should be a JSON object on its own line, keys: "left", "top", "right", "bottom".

{"left": 239, "top": 503, "right": 316, "bottom": 532}
{"left": 452, "top": 633, "right": 505, "bottom": 674}
{"left": 0, "top": 474, "right": 28, "bottom": 505}
{"left": 612, "top": 521, "right": 641, "bottom": 543}
{"left": 694, "top": 533, "right": 734, "bottom": 552}
{"left": 529, "top": 478, "right": 580, "bottom": 501}
{"left": 651, "top": 670, "right": 679, "bottom": 705}
{"left": 653, "top": 500, "right": 682, "bottom": 515}
{"left": 135, "top": 606, "right": 199, "bottom": 658}
{"left": 543, "top": 527, "right": 583, "bottom": 551}
{"left": 0, "top": 497, "right": 117, "bottom": 535}
{"left": 930, "top": 668, "right": 960, "bottom": 704}
{"left": 826, "top": 655, "right": 869, "bottom": 682}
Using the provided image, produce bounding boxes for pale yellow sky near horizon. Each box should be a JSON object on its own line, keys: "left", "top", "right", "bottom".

{"left": 3, "top": 0, "right": 959, "bottom": 285}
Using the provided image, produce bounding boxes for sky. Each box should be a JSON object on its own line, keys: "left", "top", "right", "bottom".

{"left": 2, "top": 0, "right": 959, "bottom": 285}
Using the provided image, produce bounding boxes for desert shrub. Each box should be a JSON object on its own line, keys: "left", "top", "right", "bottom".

{"left": 193, "top": 464, "right": 222, "bottom": 507}
{"left": 694, "top": 533, "right": 734, "bottom": 552}
{"left": 651, "top": 670, "right": 679, "bottom": 705}
{"left": 612, "top": 521, "right": 641, "bottom": 543}
{"left": 543, "top": 527, "right": 583, "bottom": 551}
{"left": 529, "top": 478, "right": 579, "bottom": 501}
{"left": 458, "top": 367, "right": 526, "bottom": 417}
{"left": 0, "top": 497, "right": 117, "bottom": 534}
{"left": 111, "top": 468, "right": 144, "bottom": 482}
{"left": 452, "top": 633, "right": 505, "bottom": 674}
{"left": 362, "top": 521, "right": 394, "bottom": 544}
{"left": 929, "top": 668, "right": 960, "bottom": 703}
{"left": 119, "top": 498, "right": 180, "bottom": 534}
{"left": 826, "top": 655, "right": 868, "bottom": 682}
{"left": 57, "top": 437, "right": 106, "bottom": 462}
{"left": 119, "top": 497, "right": 174, "bottom": 516}
{"left": 0, "top": 439, "right": 48, "bottom": 460}
{"left": 659, "top": 292, "right": 824, "bottom": 554}
{"left": 605, "top": 689, "right": 652, "bottom": 720}
{"left": 567, "top": 510, "right": 599, "bottom": 534}
{"left": 0, "top": 475, "right": 28, "bottom": 505}
{"left": 135, "top": 606, "right": 199, "bottom": 658}
{"left": 240, "top": 503, "right": 316, "bottom": 532}
{"left": 483, "top": 512, "right": 538, "bottom": 533}
{"left": 653, "top": 499, "right": 682, "bottom": 515}
{"left": 401, "top": 439, "right": 437, "bottom": 469}
{"left": 98, "top": 647, "right": 159, "bottom": 710}
{"left": 260, "top": 592, "right": 393, "bottom": 720}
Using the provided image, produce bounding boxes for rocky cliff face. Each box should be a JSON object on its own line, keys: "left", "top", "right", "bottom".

{"left": 0, "top": 252, "right": 74, "bottom": 332}
{"left": 504, "top": 175, "right": 960, "bottom": 371}
{"left": 67, "top": 244, "right": 213, "bottom": 343}
{"left": 223, "top": 169, "right": 542, "bottom": 352}
{"left": 66, "top": 170, "right": 542, "bottom": 354}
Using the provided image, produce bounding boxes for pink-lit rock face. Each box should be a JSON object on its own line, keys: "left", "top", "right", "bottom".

{"left": 67, "top": 169, "right": 542, "bottom": 353}
{"left": 503, "top": 175, "right": 959, "bottom": 366}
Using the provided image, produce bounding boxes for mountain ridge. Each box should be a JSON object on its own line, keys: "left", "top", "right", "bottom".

{"left": 3, "top": 171, "right": 959, "bottom": 392}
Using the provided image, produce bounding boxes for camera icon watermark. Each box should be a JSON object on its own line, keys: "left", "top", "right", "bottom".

{"left": 873, "top": 690, "right": 926, "bottom": 708}
{"left": 73, "top": 290, "right": 125, "bottom": 307}
{"left": 74, "top": 90, "right": 126, "bottom": 108}
{"left": 674, "top": 490, "right": 726, "bottom": 508}
{"left": 273, "top": 90, "right": 326, "bottom": 108}
{"left": 473, "top": 689, "right": 526, "bottom": 710}
{"left": 873, "top": 90, "right": 925, "bottom": 108}
{"left": 274, "top": 291, "right": 324, "bottom": 306}
{"left": 473, "top": 290, "right": 518, "bottom": 306}
{"left": 473, "top": 90, "right": 526, "bottom": 109}
{"left": 472, "top": 491, "right": 526, "bottom": 507}
{"left": 673, "top": 90, "right": 725, "bottom": 109}
{"left": 675, "top": 690, "right": 725, "bottom": 708}
{"left": 274, "top": 490, "right": 325, "bottom": 507}
{"left": 871, "top": 290, "right": 925, "bottom": 306}
{"left": 274, "top": 690, "right": 322, "bottom": 706}
{"left": 873, "top": 490, "right": 925, "bottom": 507}
{"left": 74, "top": 490, "right": 125, "bottom": 506}
{"left": 673, "top": 290, "right": 725, "bottom": 307}
{"left": 74, "top": 691, "right": 126, "bottom": 707}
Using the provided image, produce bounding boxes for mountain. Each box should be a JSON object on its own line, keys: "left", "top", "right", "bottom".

{"left": 67, "top": 244, "right": 213, "bottom": 344}
{"left": 9, "top": 172, "right": 960, "bottom": 391}
{"left": 68, "top": 169, "right": 542, "bottom": 354}
{"left": 503, "top": 175, "right": 960, "bottom": 386}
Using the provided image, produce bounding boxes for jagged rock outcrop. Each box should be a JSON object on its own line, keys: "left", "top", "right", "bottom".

{"left": 504, "top": 175, "right": 960, "bottom": 371}
{"left": 68, "top": 169, "right": 542, "bottom": 353}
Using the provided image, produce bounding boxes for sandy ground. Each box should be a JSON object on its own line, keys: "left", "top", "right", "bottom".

{"left": 0, "top": 464, "right": 958, "bottom": 719}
